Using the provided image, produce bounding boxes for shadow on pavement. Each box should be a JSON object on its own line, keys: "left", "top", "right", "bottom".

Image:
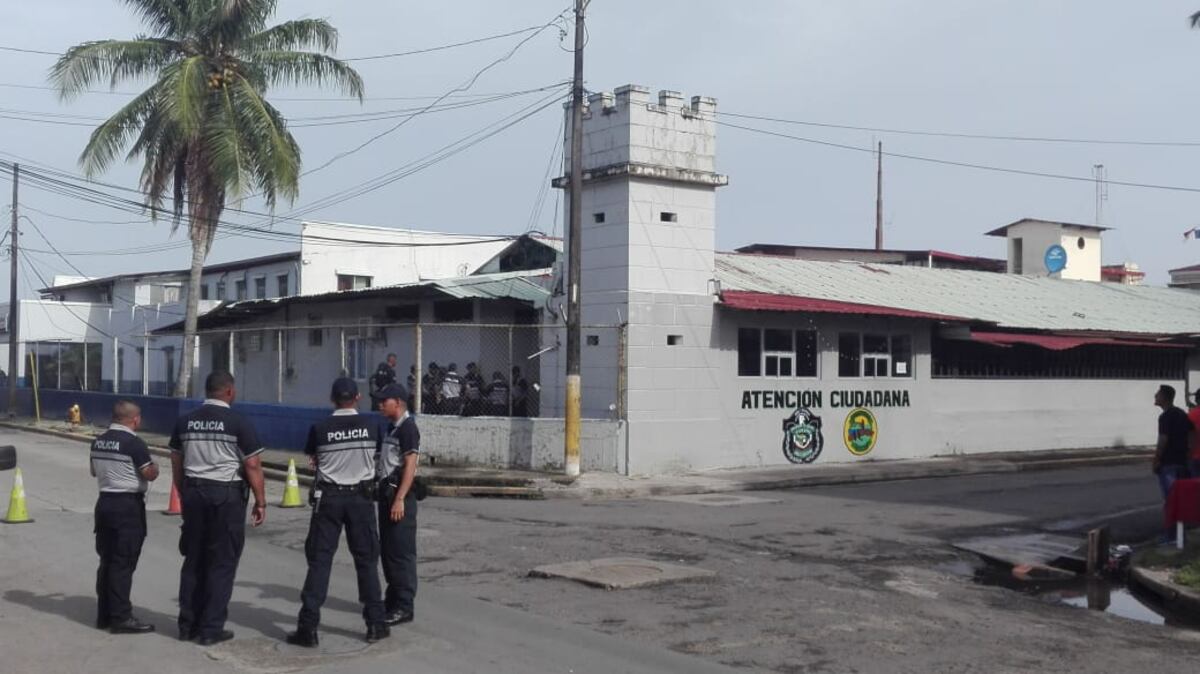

{"left": 3, "top": 589, "right": 176, "bottom": 637}
{"left": 230, "top": 582, "right": 368, "bottom": 641}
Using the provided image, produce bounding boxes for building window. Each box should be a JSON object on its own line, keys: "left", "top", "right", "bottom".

{"left": 234, "top": 280, "right": 247, "bottom": 301}
{"left": 667, "top": 334, "right": 682, "bottom": 346}
{"left": 737, "top": 328, "right": 761, "bottom": 376}
{"left": 345, "top": 337, "right": 368, "bottom": 379}
{"left": 839, "top": 332, "right": 912, "bottom": 378}
{"left": 277, "top": 274, "right": 290, "bottom": 298}
{"left": 433, "top": 299, "right": 474, "bottom": 322}
{"left": 308, "top": 316, "right": 323, "bottom": 347}
{"left": 200, "top": 284, "right": 210, "bottom": 301}
{"left": 660, "top": 212, "right": 678, "bottom": 223}
{"left": 337, "top": 274, "right": 372, "bottom": 291}
{"left": 932, "top": 338, "right": 1185, "bottom": 379}
{"left": 738, "top": 328, "right": 818, "bottom": 378}
{"left": 587, "top": 335, "right": 600, "bottom": 346}
{"left": 216, "top": 281, "right": 226, "bottom": 300}
{"left": 593, "top": 212, "right": 605, "bottom": 224}
{"left": 385, "top": 304, "right": 420, "bottom": 322}
{"left": 254, "top": 277, "right": 267, "bottom": 299}
{"left": 246, "top": 332, "right": 263, "bottom": 352}
{"left": 1012, "top": 238, "right": 1023, "bottom": 274}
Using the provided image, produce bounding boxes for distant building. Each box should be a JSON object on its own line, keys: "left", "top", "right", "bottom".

{"left": 1169, "top": 263, "right": 1200, "bottom": 290}
{"left": 1101, "top": 262, "right": 1145, "bottom": 286}
{"left": 734, "top": 244, "right": 1006, "bottom": 272}
{"left": 985, "top": 218, "right": 1106, "bottom": 281}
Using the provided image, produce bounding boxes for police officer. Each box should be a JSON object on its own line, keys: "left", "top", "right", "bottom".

{"left": 370, "top": 353, "right": 398, "bottom": 411}
{"left": 440, "top": 363, "right": 463, "bottom": 416}
{"left": 286, "top": 378, "right": 388, "bottom": 647}
{"left": 169, "top": 371, "right": 267, "bottom": 646}
{"left": 372, "top": 383, "right": 420, "bottom": 625}
{"left": 486, "top": 371, "right": 510, "bottom": 417}
{"left": 92, "top": 400, "right": 158, "bottom": 634}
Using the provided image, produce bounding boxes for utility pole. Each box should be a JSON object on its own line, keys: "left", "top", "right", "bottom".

{"left": 874, "top": 142, "right": 883, "bottom": 251}
{"left": 564, "top": 0, "right": 586, "bottom": 478}
{"left": 7, "top": 163, "right": 18, "bottom": 414}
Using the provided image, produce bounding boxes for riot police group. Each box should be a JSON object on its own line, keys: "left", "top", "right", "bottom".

{"left": 89, "top": 370, "right": 422, "bottom": 647}
{"left": 371, "top": 352, "right": 534, "bottom": 418}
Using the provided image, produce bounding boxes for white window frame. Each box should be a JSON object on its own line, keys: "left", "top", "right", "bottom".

{"left": 837, "top": 332, "right": 913, "bottom": 379}
{"left": 736, "top": 327, "right": 820, "bottom": 379}
{"left": 345, "top": 335, "right": 369, "bottom": 380}
{"left": 253, "top": 275, "right": 267, "bottom": 300}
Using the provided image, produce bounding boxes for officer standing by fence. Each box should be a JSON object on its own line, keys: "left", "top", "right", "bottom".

{"left": 370, "top": 353, "right": 398, "bottom": 411}
{"left": 91, "top": 400, "right": 158, "bottom": 634}
{"left": 170, "top": 371, "right": 267, "bottom": 646}
{"left": 372, "top": 383, "right": 421, "bottom": 625}
{"left": 287, "top": 377, "right": 388, "bottom": 647}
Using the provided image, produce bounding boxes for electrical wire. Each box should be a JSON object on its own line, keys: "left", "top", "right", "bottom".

{"left": 717, "top": 111, "right": 1200, "bottom": 149}
{"left": 714, "top": 119, "right": 1200, "bottom": 195}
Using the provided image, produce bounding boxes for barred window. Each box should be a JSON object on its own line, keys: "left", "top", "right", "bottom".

{"left": 737, "top": 328, "right": 818, "bottom": 378}
{"left": 839, "top": 332, "right": 912, "bottom": 379}
{"left": 931, "top": 338, "right": 1185, "bottom": 379}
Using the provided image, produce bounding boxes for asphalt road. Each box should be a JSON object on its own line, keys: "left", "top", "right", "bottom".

{"left": 2, "top": 428, "right": 1199, "bottom": 673}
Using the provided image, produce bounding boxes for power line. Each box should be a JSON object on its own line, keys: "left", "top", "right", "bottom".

{"left": 715, "top": 119, "right": 1200, "bottom": 195}
{"left": 0, "top": 80, "right": 554, "bottom": 103}
{"left": 0, "top": 22, "right": 556, "bottom": 64}
{"left": 717, "top": 111, "right": 1200, "bottom": 148}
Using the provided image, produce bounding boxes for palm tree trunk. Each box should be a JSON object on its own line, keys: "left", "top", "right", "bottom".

{"left": 173, "top": 226, "right": 209, "bottom": 397}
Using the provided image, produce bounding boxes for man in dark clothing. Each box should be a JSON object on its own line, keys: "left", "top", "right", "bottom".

{"left": 486, "top": 371, "right": 510, "bottom": 416}
{"left": 1154, "top": 384, "right": 1193, "bottom": 501}
{"left": 372, "top": 383, "right": 421, "bottom": 626}
{"left": 369, "top": 354, "right": 398, "bottom": 411}
{"left": 511, "top": 366, "right": 530, "bottom": 417}
{"left": 92, "top": 400, "right": 159, "bottom": 634}
{"left": 423, "top": 362, "right": 442, "bottom": 415}
{"left": 170, "top": 372, "right": 267, "bottom": 646}
{"left": 462, "top": 362, "right": 485, "bottom": 417}
{"left": 287, "top": 378, "right": 389, "bottom": 647}
{"left": 440, "top": 363, "right": 464, "bottom": 416}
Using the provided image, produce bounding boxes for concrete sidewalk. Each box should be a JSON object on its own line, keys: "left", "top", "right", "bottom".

{"left": 0, "top": 417, "right": 1152, "bottom": 499}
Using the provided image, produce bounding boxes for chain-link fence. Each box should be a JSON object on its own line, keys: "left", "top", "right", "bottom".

{"left": 187, "top": 322, "right": 625, "bottom": 420}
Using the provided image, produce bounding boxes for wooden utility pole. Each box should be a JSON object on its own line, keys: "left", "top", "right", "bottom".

{"left": 564, "top": 0, "right": 585, "bottom": 478}
{"left": 874, "top": 142, "right": 883, "bottom": 251}
{"left": 7, "top": 163, "right": 18, "bottom": 414}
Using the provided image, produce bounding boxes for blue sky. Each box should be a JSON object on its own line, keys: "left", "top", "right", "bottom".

{"left": 3, "top": 1, "right": 1200, "bottom": 292}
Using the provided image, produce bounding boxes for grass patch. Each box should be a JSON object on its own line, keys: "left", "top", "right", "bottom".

{"left": 1175, "top": 560, "right": 1200, "bottom": 591}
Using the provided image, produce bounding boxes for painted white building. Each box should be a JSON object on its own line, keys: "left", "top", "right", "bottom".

{"left": 532, "top": 83, "right": 1200, "bottom": 474}
{"left": 1, "top": 223, "right": 559, "bottom": 397}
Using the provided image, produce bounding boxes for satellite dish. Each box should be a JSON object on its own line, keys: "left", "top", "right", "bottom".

{"left": 1044, "top": 245, "right": 1068, "bottom": 274}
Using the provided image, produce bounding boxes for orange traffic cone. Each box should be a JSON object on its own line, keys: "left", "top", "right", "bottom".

{"left": 163, "top": 481, "right": 182, "bottom": 516}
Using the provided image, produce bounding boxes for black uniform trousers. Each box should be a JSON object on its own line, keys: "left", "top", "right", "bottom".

{"left": 177, "top": 481, "right": 247, "bottom": 640}
{"left": 298, "top": 488, "right": 385, "bottom": 630}
{"left": 94, "top": 492, "right": 147, "bottom": 625}
{"left": 378, "top": 491, "right": 418, "bottom": 615}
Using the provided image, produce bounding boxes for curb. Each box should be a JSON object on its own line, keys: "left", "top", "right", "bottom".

{"left": 1129, "top": 564, "right": 1200, "bottom": 617}
{"left": 0, "top": 420, "right": 1151, "bottom": 500}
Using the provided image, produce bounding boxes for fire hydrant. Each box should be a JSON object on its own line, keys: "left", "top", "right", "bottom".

{"left": 67, "top": 404, "right": 81, "bottom": 426}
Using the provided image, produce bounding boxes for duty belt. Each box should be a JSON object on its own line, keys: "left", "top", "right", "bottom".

{"left": 98, "top": 491, "right": 146, "bottom": 499}
{"left": 315, "top": 480, "right": 373, "bottom": 492}
{"left": 184, "top": 477, "right": 241, "bottom": 488}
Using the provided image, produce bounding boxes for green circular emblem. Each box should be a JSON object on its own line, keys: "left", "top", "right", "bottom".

{"left": 843, "top": 408, "right": 878, "bottom": 456}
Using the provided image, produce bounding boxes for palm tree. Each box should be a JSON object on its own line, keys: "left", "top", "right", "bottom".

{"left": 50, "top": 0, "right": 364, "bottom": 397}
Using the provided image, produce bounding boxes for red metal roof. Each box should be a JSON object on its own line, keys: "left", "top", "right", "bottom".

{"left": 719, "top": 290, "right": 969, "bottom": 321}
{"left": 969, "top": 331, "right": 1186, "bottom": 350}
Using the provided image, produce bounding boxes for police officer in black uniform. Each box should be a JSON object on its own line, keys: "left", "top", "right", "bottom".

{"left": 372, "top": 383, "right": 421, "bottom": 625}
{"left": 169, "top": 371, "right": 267, "bottom": 646}
{"left": 370, "top": 353, "right": 398, "bottom": 411}
{"left": 286, "top": 378, "right": 388, "bottom": 647}
{"left": 92, "top": 400, "right": 158, "bottom": 634}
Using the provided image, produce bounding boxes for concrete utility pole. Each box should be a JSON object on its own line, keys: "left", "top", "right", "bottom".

{"left": 874, "top": 142, "right": 883, "bottom": 251}
{"left": 7, "top": 163, "right": 18, "bottom": 414}
{"left": 564, "top": 0, "right": 586, "bottom": 478}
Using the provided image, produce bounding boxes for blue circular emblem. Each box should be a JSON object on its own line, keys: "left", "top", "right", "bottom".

{"left": 1044, "top": 245, "right": 1067, "bottom": 274}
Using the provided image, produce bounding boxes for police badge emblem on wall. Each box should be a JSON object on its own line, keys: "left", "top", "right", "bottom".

{"left": 781, "top": 408, "right": 824, "bottom": 464}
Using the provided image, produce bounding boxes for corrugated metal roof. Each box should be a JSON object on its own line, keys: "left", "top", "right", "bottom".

{"left": 715, "top": 252, "right": 1200, "bottom": 335}
{"left": 154, "top": 270, "right": 550, "bottom": 334}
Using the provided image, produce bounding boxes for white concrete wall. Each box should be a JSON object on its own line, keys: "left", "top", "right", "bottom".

{"left": 419, "top": 416, "right": 625, "bottom": 472}
{"left": 299, "top": 222, "right": 512, "bottom": 295}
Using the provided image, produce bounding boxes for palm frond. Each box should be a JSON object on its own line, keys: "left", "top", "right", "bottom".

{"left": 78, "top": 85, "right": 162, "bottom": 177}
{"left": 242, "top": 18, "right": 338, "bottom": 54}
{"left": 160, "top": 55, "right": 211, "bottom": 137}
{"left": 120, "top": 0, "right": 191, "bottom": 38}
{"left": 213, "top": 0, "right": 277, "bottom": 46}
{"left": 1191, "top": 10, "right": 1200, "bottom": 28}
{"left": 247, "top": 50, "right": 364, "bottom": 100}
{"left": 49, "top": 38, "right": 182, "bottom": 99}
{"left": 228, "top": 75, "right": 300, "bottom": 208}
